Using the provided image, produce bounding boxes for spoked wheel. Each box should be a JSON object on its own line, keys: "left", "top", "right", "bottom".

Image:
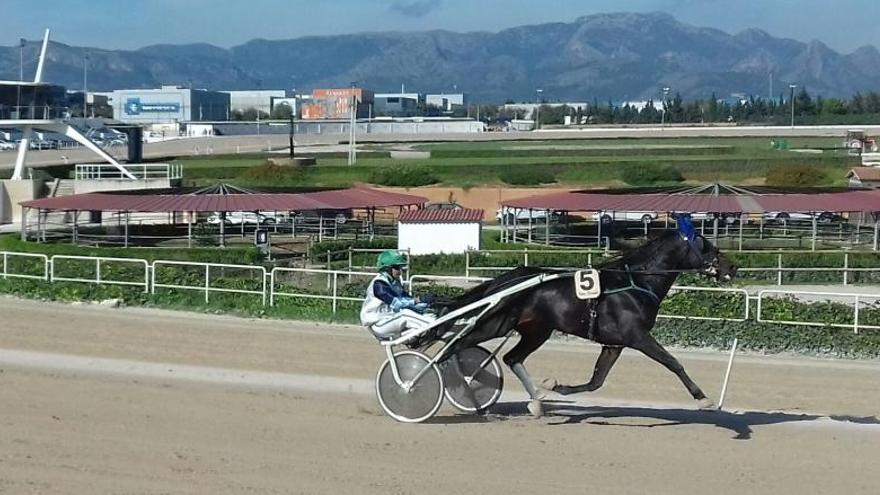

{"left": 443, "top": 346, "right": 504, "bottom": 413}
{"left": 376, "top": 350, "right": 444, "bottom": 423}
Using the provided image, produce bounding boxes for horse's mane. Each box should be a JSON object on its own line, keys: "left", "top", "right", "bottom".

{"left": 597, "top": 231, "right": 679, "bottom": 270}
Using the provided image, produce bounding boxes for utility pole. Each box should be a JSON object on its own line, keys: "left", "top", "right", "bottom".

{"left": 789, "top": 84, "right": 797, "bottom": 128}
{"left": 83, "top": 53, "right": 89, "bottom": 119}
{"left": 535, "top": 88, "right": 543, "bottom": 130}
{"left": 348, "top": 83, "right": 357, "bottom": 166}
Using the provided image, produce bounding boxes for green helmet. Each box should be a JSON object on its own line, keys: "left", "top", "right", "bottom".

{"left": 376, "top": 250, "right": 406, "bottom": 270}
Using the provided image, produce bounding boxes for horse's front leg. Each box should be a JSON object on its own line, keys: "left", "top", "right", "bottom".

{"left": 633, "top": 334, "right": 716, "bottom": 410}
{"left": 503, "top": 327, "right": 552, "bottom": 417}
{"left": 553, "top": 345, "right": 622, "bottom": 395}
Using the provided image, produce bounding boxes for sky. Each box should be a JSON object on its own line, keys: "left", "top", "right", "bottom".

{"left": 3, "top": 0, "right": 879, "bottom": 53}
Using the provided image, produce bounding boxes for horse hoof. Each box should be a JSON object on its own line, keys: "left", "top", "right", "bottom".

{"left": 697, "top": 398, "right": 717, "bottom": 411}
{"left": 527, "top": 399, "right": 544, "bottom": 418}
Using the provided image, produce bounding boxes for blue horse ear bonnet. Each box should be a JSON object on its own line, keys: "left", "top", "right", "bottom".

{"left": 674, "top": 213, "right": 696, "bottom": 242}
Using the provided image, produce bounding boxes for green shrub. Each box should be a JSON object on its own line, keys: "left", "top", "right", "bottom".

{"left": 620, "top": 164, "right": 684, "bottom": 185}
{"left": 765, "top": 164, "right": 827, "bottom": 186}
{"left": 498, "top": 168, "right": 556, "bottom": 186}
{"left": 369, "top": 164, "right": 439, "bottom": 187}
{"left": 237, "top": 161, "right": 304, "bottom": 183}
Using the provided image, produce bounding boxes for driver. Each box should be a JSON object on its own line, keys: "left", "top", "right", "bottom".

{"left": 360, "top": 250, "right": 435, "bottom": 340}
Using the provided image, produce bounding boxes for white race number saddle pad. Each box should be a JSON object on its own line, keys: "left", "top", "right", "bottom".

{"left": 574, "top": 269, "right": 601, "bottom": 300}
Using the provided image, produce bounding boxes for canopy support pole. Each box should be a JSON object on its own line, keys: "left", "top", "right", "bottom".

{"left": 124, "top": 212, "right": 130, "bottom": 248}
{"left": 811, "top": 215, "right": 817, "bottom": 251}
{"left": 738, "top": 215, "right": 744, "bottom": 251}
{"left": 187, "top": 217, "right": 193, "bottom": 248}
{"left": 874, "top": 219, "right": 878, "bottom": 251}
{"left": 220, "top": 212, "right": 226, "bottom": 248}
{"left": 72, "top": 210, "right": 78, "bottom": 245}
{"left": 527, "top": 208, "right": 533, "bottom": 243}
{"left": 596, "top": 211, "right": 602, "bottom": 248}
{"left": 545, "top": 209, "right": 550, "bottom": 246}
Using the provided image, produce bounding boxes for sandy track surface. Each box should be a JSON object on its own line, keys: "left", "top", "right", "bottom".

{"left": 1, "top": 297, "right": 879, "bottom": 494}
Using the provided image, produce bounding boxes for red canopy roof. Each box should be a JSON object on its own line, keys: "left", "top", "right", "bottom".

{"left": 20, "top": 187, "right": 428, "bottom": 212}
{"left": 503, "top": 189, "right": 880, "bottom": 214}
{"left": 399, "top": 208, "right": 484, "bottom": 223}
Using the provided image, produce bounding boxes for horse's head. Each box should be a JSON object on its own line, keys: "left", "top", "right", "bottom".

{"left": 680, "top": 234, "right": 737, "bottom": 281}
{"left": 674, "top": 216, "right": 736, "bottom": 281}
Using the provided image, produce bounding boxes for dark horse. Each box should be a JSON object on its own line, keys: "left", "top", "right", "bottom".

{"left": 433, "top": 226, "right": 736, "bottom": 417}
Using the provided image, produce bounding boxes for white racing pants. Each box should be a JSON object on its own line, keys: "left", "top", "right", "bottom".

{"left": 370, "top": 309, "right": 436, "bottom": 340}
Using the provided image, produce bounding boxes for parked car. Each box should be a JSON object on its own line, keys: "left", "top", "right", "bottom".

{"left": 687, "top": 212, "right": 741, "bottom": 225}
{"left": 207, "top": 211, "right": 283, "bottom": 225}
{"left": 425, "top": 202, "right": 463, "bottom": 211}
{"left": 295, "top": 209, "right": 353, "bottom": 224}
{"left": 591, "top": 211, "right": 659, "bottom": 224}
{"left": 763, "top": 211, "right": 840, "bottom": 224}
{"left": 0, "top": 139, "right": 15, "bottom": 151}
{"left": 496, "top": 207, "right": 557, "bottom": 223}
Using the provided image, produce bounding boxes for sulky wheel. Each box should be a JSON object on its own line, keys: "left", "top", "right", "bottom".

{"left": 443, "top": 346, "right": 504, "bottom": 413}
{"left": 376, "top": 350, "right": 444, "bottom": 423}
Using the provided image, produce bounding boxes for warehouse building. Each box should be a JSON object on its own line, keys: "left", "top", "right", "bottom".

{"left": 112, "top": 86, "right": 230, "bottom": 124}
{"left": 426, "top": 93, "right": 465, "bottom": 111}
{"left": 223, "top": 89, "right": 287, "bottom": 115}
{"left": 374, "top": 92, "right": 422, "bottom": 115}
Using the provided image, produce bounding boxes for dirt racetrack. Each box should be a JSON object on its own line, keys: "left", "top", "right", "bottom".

{"left": 1, "top": 297, "right": 879, "bottom": 494}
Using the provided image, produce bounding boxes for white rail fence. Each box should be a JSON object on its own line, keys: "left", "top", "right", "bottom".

{"left": 756, "top": 289, "right": 880, "bottom": 334}
{"left": 0, "top": 250, "right": 877, "bottom": 332}
{"left": 151, "top": 261, "right": 268, "bottom": 305}
{"left": 50, "top": 255, "right": 149, "bottom": 292}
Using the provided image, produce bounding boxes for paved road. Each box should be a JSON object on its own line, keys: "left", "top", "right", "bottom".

{"left": 3, "top": 123, "right": 879, "bottom": 169}
{"left": 0, "top": 297, "right": 878, "bottom": 494}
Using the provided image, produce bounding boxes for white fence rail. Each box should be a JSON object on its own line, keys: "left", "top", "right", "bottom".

{"left": 756, "top": 289, "right": 880, "bottom": 333}
{"left": 50, "top": 255, "right": 149, "bottom": 291}
{"left": 151, "top": 261, "right": 267, "bottom": 304}
{"left": 270, "top": 267, "right": 374, "bottom": 312}
{"left": 0, "top": 251, "right": 49, "bottom": 280}
{"left": 0, "top": 250, "right": 877, "bottom": 332}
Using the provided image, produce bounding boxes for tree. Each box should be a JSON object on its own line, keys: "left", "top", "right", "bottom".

{"left": 269, "top": 103, "right": 293, "bottom": 120}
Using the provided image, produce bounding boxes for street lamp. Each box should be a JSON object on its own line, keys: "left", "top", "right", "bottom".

{"left": 660, "top": 87, "right": 670, "bottom": 126}
{"left": 535, "top": 88, "right": 543, "bottom": 130}
{"left": 17, "top": 38, "right": 25, "bottom": 117}
{"left": 83, "top": 53, "right": 89, "bottom": 119}
{"left": 789, "top": 84, "right": 797, "bottom": 128}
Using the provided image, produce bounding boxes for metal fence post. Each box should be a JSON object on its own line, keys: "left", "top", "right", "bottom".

{"left": 465, "top": 251, "right": 471, "bottom": 278}
{"left": 204, "top": 264, "right": 210, "bottom": 303}
{"left": 524, "top": 248, "right": 529, "bottom": 267}
{"left": 854, "top": 295, "right": 860, "bottom": 334}
{"left": 777, "top": 254, "right": 783, "bottom": 286}
{"left": 843, "top": 253, "right": 849, "bottom": 285}
{"left": 2, "top": 252, "right": 6, "bottom": 279}
{"left": 332, "top": 272, "right": 338, "bottom": 315}
{"left": 96, "top": 258, "right": 102, "bottom": 285}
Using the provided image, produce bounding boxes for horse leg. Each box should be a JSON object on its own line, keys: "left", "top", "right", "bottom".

{"left": 553, "top": 345, "right": 622, "bottom": 395}
{"left": 502, "top": 326, "right": 552, "bottom": 418}
{"left": 632, "top": 334, "right": 716, "bottom": 410}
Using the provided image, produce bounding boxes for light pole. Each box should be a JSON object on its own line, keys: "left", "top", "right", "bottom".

{"left": 348, "top": 82, "right": 357, "bottom": 166}
{"left": 535, "top": 88, "right": 543, "bottom": 130}
{"left": 17, "top": 38, "right": 25, "bottom": 117}
{"left": 83, "top": 53, "right": 89, "bottom": 119}
{"left": 789, "top": 84, "right": 797, "bottom": 128}
{"left": 660, "top": 87, "right": 670, "bottom": 126}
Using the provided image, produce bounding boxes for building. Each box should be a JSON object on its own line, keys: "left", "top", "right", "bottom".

{"left": 397, "top": 208, "right": 483, "bottom": 255}
{"left": 112, "top": 85, "right": 230, "bottom": 124}
{"left": 301, "top": 88, "right": 374, "bottom": 120}
{"left": 426, "top": 93, "right": 465, "bottom": 111}
{"left": 0, "top": 80, "right": 67, "bottom": 120}
{"left": 374, "top": 92, "right": 422, "bottom": 115}
{"left": 847, "top": 167, "right": 880, "bottom": 188}
{"left": 223, "top": 90, "right": 286, "bottom": 115}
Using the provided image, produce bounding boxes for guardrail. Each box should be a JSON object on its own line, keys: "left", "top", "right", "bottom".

{"left": 0, "top": 249, "right": 877, "bottom": 331}
{"left": 0, "top": 251, "right": 49, "bottom": 280}
{"left": 756, "top": 289, "right": 880, "bottom": 333}
{"left": 75, "top": 163, "right": 183, "bottom": 181}
{"left": 151, "top": 261, "right": 267, "bottom": 304}
{"left": 270, "top": 267, "right": 374, "bottom": 312}
{"left": 49, "top": 255, "right": 149, "bottom": 292}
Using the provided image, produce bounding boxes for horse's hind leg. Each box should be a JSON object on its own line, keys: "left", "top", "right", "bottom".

{"left": 553, "top": 345, "right": 622, "bottom": 395}
{"left": 632, "top": 335, "right": 715, "bottom": 410}
{"left": 502, "top": 327, "right": 552, "bottom": 417}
